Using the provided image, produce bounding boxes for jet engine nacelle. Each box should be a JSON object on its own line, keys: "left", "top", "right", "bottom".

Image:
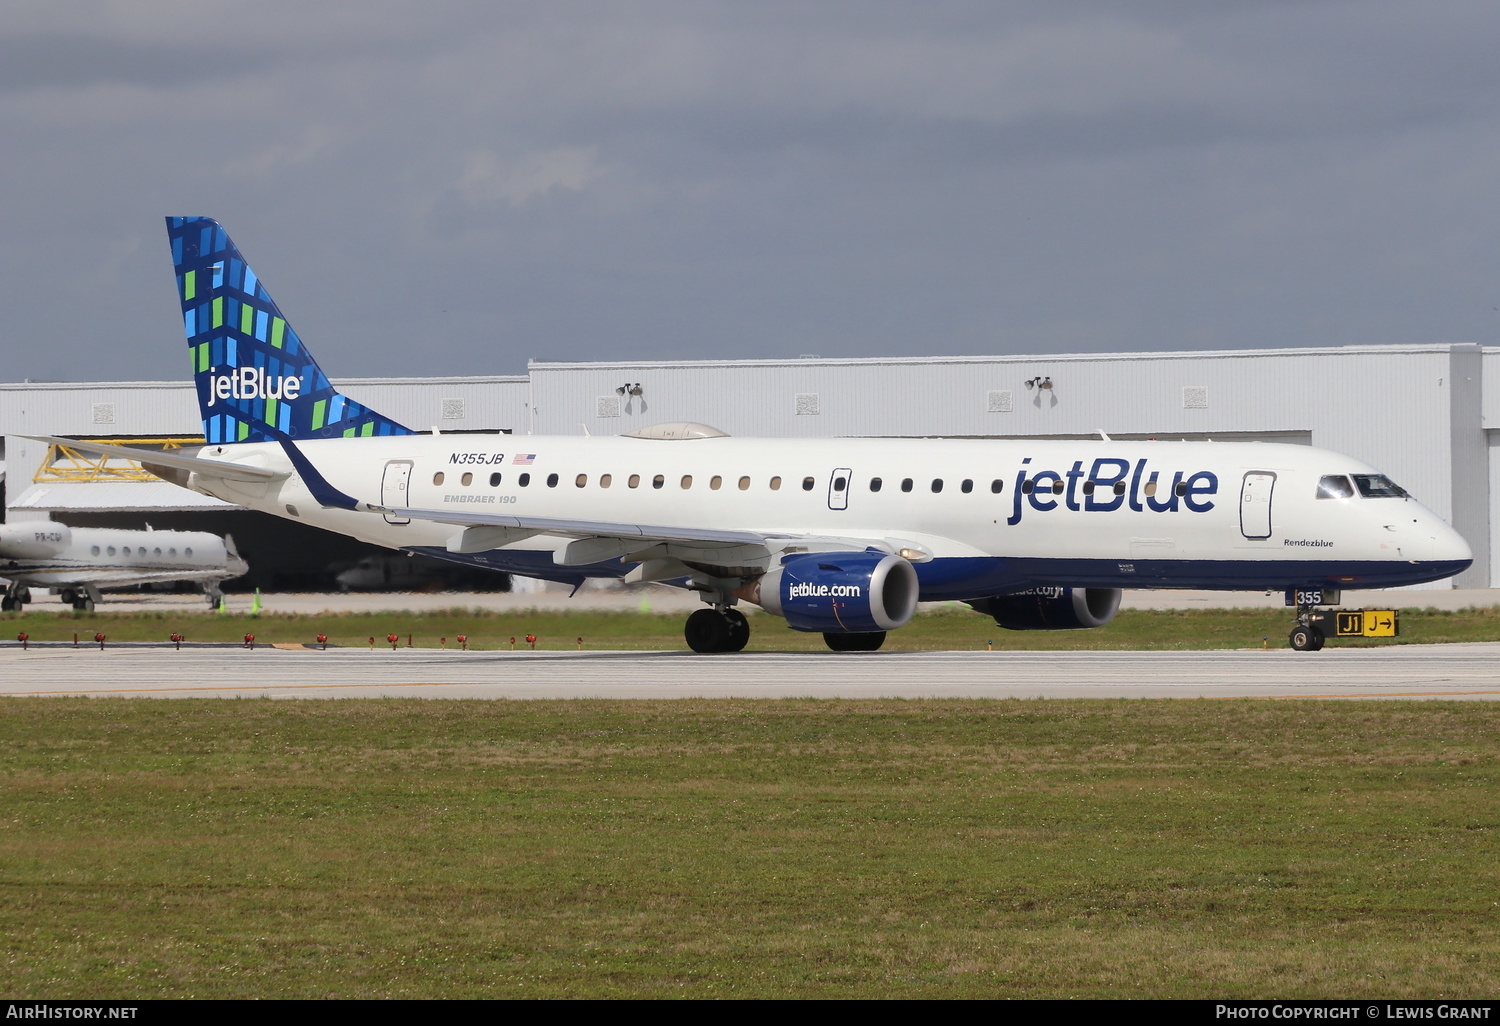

{"left": 0, "top": 523, "right": 72, "bottom": 559}
{"left": 755, "top": 552, "right": 920, "bottom": 633}
{"left": 970, "top": 587, "right": 1122, "bottom": 631}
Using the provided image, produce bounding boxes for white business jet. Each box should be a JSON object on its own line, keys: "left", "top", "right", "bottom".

{"left": 0, "top": 521, "right": 248, "bottom": 611}
{"left": 29, "top": 218, "right": 1472, "bottom": 650}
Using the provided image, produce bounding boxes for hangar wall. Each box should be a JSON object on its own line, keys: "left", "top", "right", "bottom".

{"left": 1, "top": 343, "right": 1494, "bottom": 589}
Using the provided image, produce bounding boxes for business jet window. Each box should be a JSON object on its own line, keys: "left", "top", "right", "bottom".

{"left": 185, "top": 548, "right": 193, "bottom": 557}
{"left": 652, "top": 474, "right": 665, "bottom": 489}
{"left": 91, "top": 545, "right": 100, "bottom": 556}
{"left": 901, "top": 478, "right": 913, "bottom": 493}
{"left": 961, "top": 479, "right": 973, "bottom": 494}
{"left": 600, "top": 474, "right": 612, "bottom": 488}
{"left": 990, "top": 479, "right": 1003, "bottom": 494}
{"left": 576, "top": 474, "right": 588, "bottom": 487}
{"left": 931, "top": 479, "right": 943, "bottom": 493}
{"left": 107, "top": 546, "right": 116, "bottom": 556}
{"left": 1352, "top": 474, "right": 1409, "bottom": 499}
{"left": 738, "top": 476, "right": 751, "bottom": 490}
{"left": 154, "top": 548, "right": 162, "bottom": 556}
{"left": 802, "top": 477, "right": 815, "bottom": 491}
{"left": 629, "top": 474, "right": 641, "bottom": 488}
{"left": 769, "top": 476, "right": 782, "bottom": 490}
{"left": 1317, "top": 475, "right": 1354, "bottom": 499}
{"left": 547, "top": 473, "right": 559, "bottom": 487}
{"left": 680, "top": 475, "right": 692, "bottom": 489}
{"left": 433, "top": 472, "right": 445, "bottom": 486}
{"left": 518, "top": 473, "right": 531, "bottom": 487}
{"left": 870, "top": 477, "right": 883, "bottom": 492}
{"left": 489, "top": 472, "right": 502, "bottom": 487}
{"left": 461, "top": 472, "right": 473, "bottom": 486}
{"left": 710, "top": 475, "right": 722, "bottom": 490}
{"left": 169, "top": 548, "right": 177, "bottom": 555}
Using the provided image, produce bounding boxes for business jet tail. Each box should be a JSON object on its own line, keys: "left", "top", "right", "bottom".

{"left": 165, "top": 217, "right": 413, "bottom": 445}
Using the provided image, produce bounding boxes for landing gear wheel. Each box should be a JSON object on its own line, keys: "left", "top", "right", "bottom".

{"left": 0, "top": 597, "right": 15, "bottom": 613}
{"left": 1289, "top": 625, "right": 1324, "bottom": 652}
{"left": 59, "top": 589, "right": 77, "bottom": 606}
{"left": 722, "top": 609, "right": 750, "bottom": 652}
{"left": 823, "top": 631, "right": 887, "bottom": 652}
{"left": 73, "top": 597, "right": 94, "bottom": 613}
{"left": 685, "top": 608, "right": 731, "bottom": 653}
{"left": 15, "top": 588, "right": 30, "bottom": 605}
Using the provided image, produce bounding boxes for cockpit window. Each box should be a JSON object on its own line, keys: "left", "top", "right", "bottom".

{"left": 1351, "top": 474, "right": 1408, "bottom": 499}
{"left": 1317, "top": 475, "right": 1355, "bottom": 499}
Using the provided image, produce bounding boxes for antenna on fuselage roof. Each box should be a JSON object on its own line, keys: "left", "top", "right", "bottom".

{"left": 1097, "top": 430, "right": 1111, "bottom": 442}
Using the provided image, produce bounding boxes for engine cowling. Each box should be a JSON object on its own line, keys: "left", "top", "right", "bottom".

{"left": 969, "top": 587, "right": 1122, "bottom": 631}
{"left": 0, "top": 523, "right": 72, "bottom": 559}
{"left": 754, "top": 552, "right": 919, "bottom": 633}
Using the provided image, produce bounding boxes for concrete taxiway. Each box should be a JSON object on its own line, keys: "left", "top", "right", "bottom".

{"left": 4, "top": 644, "right": 1500, "bottom": 700}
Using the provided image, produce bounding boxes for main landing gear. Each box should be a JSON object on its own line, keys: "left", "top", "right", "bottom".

{"left": 684, "top": 607, "right": 750, "bottom": 653}
{"left": 57, "top": 587, "right": 95, "bottom": 612}
{"left": 1288, "top": 602, "right": 1325, "bottom": 652}
{"left": 0, "top": 583, "right": 30, "bottom": 612}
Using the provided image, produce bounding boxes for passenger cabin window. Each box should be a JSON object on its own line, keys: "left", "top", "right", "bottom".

{"left": 680, "top": 475, "right": 692, "bottom": 489}
{"left": 930, "top": 479, "right": 943, "bottom": 493}
{"left": 961, "top": 479, "right": 973, "bottom": 494}
{"left": 90, "top": 545, "right": 100, "bottom": 556}
{"left": 1317, "top": 475, "right": 1354, "bottom": 499}
{"left": 1021, "top": 480, "right": 1033, "bottom": 494}
{"left": 1052, "top": 480, "right": 1065, "bottom": 495}
{"left": 710, "top": 475, "right": 722, "bottom": 490}
{"left": 990, "top": 479, "right": 1003, "bottom": 494}
{"left": 1173, "top": 481, "right": 1186, "bottom": 497}
{"left": 802, "top": 477, "right": 815, "bottom": 491}
{"left": 576, "top": 474, "right": 588, "bottom": 487}
{"left": 1113, "top": 481, "right": 1126, "bottom": 495}
{"left": 769, "top": 476, "right": 781, "bottom": 490}
{"left": 629, "top": 474, "right": 641, "bottom": 488}
{"left": 652, "top": 474, "right": 665, "bottom": 489}
{"left": 901, "top": 478, "right": 913, "bottom": 493}
{"left": 738, "top": 476, "right": 751, "bottom": 491}
{"left": 1082, "top": 481, "right": 1095, "bottom": 495}
{"left": 519, "top": 473, "right": 531, "bottom": 487}
{"left": 870, "top": 477, "right": 883, "bottom": 492}
{"left": 600, "top": 474, "right": 612, "bottom": 488}
{"left": 833, "top": 475, "right": 847, "bottom": 491}
{"left": 461, "top": 472, "right": 473, "bottom": 486}
{"left": 546, "top": 473, "right": 559, "bottom": 487}
{"left": 185, "top": 548, "right": 193, "bottom": 557}
{"left": 107, "top": 546, "right": 116, "bottom": 556}
{"left": 433, "top": 472, "right": 445, "bottom": 486}
{"left": 1144, "top": 481, "right": 1158, "bottom": 497}
{"left": 1352, "top": 474, "right": 1409, "bottom": 498}
{"left": 489, "top": 472, "right": 502, "bottom": 487}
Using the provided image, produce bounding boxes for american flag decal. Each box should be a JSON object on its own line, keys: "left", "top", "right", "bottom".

{"left": 512, "top": 453, "right": 536, "bottom": 465}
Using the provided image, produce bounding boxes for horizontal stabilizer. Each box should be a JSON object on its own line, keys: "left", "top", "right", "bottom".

{"left": 24, "top": 435, "right": 284, "bottom": 484}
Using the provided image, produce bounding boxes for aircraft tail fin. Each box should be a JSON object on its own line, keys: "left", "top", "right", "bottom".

{"left": 166, "top": 217, "right": 414, "bottom": 444}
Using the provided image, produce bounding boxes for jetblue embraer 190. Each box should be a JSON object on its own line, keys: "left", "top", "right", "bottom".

{"left": 32, "top": 218, "right": 1473, "bottom": 651}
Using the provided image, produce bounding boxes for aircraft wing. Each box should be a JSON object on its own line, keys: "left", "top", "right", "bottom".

{"left": 24, "top": 435, "right": 284, "bottom": 483}
{"left": 385, "top": 504, "right": 770, "bottom": 547}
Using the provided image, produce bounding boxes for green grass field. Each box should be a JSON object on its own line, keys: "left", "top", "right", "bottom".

{"left": 1, "top": 698, "right": 1497, "bottom": 998}
{"left": 6, "top": 603, "right": 1500, "bottom": 651}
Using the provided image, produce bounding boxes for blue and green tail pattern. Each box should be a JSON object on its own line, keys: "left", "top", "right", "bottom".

{"left": 167, "top": 217, "right": 414, "bottom": 444}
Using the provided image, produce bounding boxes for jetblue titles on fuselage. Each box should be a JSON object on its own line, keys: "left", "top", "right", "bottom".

{"left": 1007, "top": 457, "right": 1216, "bottom": 525}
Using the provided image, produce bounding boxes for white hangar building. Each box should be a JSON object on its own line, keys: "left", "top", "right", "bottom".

{"left": 0, "top": 342, "right": 1494, "bottom": 590}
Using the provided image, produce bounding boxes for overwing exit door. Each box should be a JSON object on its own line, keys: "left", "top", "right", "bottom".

{"left": 828, "top": 468, "right": 852, "bottom": 511}
{"left": 382, "top": 460, "right": 413, "bottom": 525}
{"left": 1240, "top": 471, "right": 1276, "bottom": 540}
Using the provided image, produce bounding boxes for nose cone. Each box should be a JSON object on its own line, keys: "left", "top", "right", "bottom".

{"left": 1398, "top": 510, "right": 1473, "bottom": 582}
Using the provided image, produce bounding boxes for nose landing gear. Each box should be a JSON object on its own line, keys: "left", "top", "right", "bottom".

{"left": 1288, "top": 620, "right": 1325, "bottom": 652}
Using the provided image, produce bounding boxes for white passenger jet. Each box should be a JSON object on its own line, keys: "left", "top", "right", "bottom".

{"left": 0, "top": 520, "right": 248, "bottom": 611}
{"left": 29, "top": 218, "right": 1473, "bottom": 650}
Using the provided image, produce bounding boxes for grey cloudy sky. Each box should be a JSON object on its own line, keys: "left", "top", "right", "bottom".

{"left": 3, "top": 0, "right": 1499, "bottom": 383}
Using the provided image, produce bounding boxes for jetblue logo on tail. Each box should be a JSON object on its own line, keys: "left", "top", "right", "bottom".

{"left": 205, "top": 367, "right": 303, "bottom": 407}
{"left": 166, "top": 216, "right": 414, "bottom": 443}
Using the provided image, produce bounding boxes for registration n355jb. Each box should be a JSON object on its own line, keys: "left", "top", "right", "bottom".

{"left": 35, "top": 219, "right": 1472, "bottom": 651}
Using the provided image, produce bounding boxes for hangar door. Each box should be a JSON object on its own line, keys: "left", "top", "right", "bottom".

{"left": 1240, "top": 471, "right": 1276, "bottom": 540}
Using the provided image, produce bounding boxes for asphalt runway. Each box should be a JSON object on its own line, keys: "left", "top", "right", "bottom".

{"left": 4, "top": 643, "right": 1500, "bottom": 699}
